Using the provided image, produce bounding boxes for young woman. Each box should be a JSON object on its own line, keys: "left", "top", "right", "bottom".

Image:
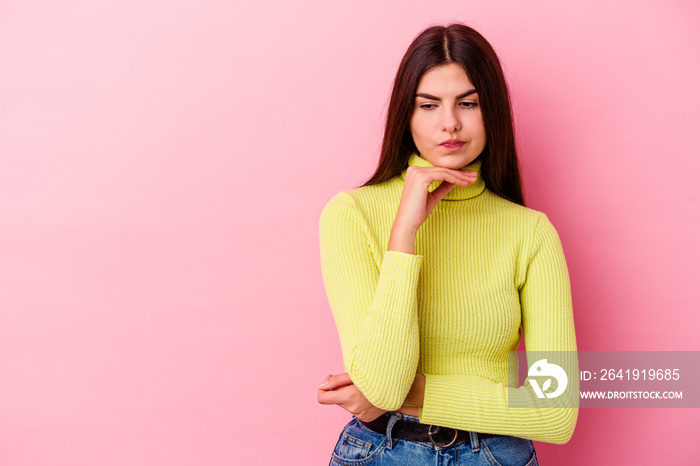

{"left": 317, "top": 23, "right": 577, "bottom": 465}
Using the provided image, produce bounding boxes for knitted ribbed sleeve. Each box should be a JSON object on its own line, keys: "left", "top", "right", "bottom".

{"left": 319, "top": 156, "right": 578, "bottom": 444}
{"left": 319, "top": 191, "right": 422, "bottom": 410}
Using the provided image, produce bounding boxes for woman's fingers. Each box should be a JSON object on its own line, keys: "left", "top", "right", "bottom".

{"left": 317, "top": 383, "right": 353, "bottom": 405}
{"left": 428, "top": 180, "right": 455, "bottom": 201}
{"left": 317, "top": 386, "right": 342, "bottom": 405}
{"left": 317, "top": 374, "right": 332, "bottom": 388}
{"left": 410, "top": 167, "right": 477, "bottom": 212}
{"left": 448, "top": 169, "right": 477, "bottom": 184}
{"left": 408, "top": 166, "right": 474, "bottom": 184}
{"left": 318, "top": 384, "right": 388, "bottom": 423}
{"left": 318, "top": 372, "right": 353, "bottom": 390}
{"left": 408, "top": 168, "right": 477, "bottom": 197}
{"left": 426, "top": 169, "right": 476, "bottom": 201}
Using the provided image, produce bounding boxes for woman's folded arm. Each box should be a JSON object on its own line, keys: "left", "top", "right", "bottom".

{"left": 319, "top": 192, "right": 423, "bottom": 410}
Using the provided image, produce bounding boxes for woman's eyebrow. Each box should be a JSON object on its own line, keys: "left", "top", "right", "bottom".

{"left": 415, "top": 89, "right": 478, "bottom": 100}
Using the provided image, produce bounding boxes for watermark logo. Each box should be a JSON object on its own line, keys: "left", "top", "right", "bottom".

{"left": 509, "top": 351, "right": 698, "bottom": 408}
{"left": 528, "top": 359, "right": 568, "bottom": 399}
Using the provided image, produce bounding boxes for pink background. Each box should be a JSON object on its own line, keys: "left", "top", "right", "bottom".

{"left": 1, "top": 1, "right": 698, "bottom": 464}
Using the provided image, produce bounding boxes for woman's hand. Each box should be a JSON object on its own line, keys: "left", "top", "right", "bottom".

{"left": 317, "top": 373, "right": 388, "bottom": 423}
{"left": 398, "top": 166, "right": 477, "bottom": 230}
{"left": 389, "top": 166, "right": 477, "bottom": 254}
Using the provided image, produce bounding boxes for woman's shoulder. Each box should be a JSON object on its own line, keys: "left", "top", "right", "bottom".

{"left": 481, "top": 189, "right": 546, "bottom": 219}
{"left": 474, "top": 193, "right": 565, "bottom": 271}
{"left": 321, "top": 178, "right": 402, "bottom": 216}
{"left": 479, "top": 189, "right": 564, "bottom": 244}
{"left": 319, "top": 181, "right": 401, "bottom": 239}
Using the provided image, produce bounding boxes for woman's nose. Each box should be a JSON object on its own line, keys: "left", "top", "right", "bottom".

{"left": 441, "top": 108, "right": 461, "bottom": 133}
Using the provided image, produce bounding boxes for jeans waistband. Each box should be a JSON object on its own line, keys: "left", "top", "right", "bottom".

{"left": 359, "top": 412, "right": 497, "bottom": 451}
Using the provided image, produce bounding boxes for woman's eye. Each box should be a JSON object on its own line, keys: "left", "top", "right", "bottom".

{"left": 460, "top": 101, "right": 478, "bottom": 108}
{"left": 419, "top": 103, "right": 437, "bottom": 110}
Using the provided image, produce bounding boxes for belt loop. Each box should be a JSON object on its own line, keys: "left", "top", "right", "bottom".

{"left": 469, "top": 431, "right": 480, "bottom": 452}
{"left": 385, "top": 412, "right": 401, "bottom": 449}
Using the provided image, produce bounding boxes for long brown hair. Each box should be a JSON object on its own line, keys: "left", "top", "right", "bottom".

{"left": 362, "top": 23, "right": 524, "bottom": 206}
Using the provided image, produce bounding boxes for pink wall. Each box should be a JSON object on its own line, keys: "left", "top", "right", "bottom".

{"left": 1, "top": 1, "right": 698, "bottom": 464}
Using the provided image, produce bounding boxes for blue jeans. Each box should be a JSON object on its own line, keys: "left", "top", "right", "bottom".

{"left": 329, "top": 412, "right": 539, "bottom": 466}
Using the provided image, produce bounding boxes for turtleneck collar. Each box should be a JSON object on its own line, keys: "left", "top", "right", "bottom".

{"left": 399, "top": 153, "right": 486, "bottom": 201}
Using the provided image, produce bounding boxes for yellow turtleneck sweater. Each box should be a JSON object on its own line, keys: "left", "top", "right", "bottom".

{"left": 319, "top": 153, "right": 578, "bottom": 444}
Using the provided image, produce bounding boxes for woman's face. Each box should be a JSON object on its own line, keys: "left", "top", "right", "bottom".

{"left": 409, "top": 63, "right": 487, "bottom": 169}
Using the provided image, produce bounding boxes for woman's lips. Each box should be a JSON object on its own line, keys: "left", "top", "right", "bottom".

{"left": 441, "top": 139, "right": 465, "bottom": 151}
